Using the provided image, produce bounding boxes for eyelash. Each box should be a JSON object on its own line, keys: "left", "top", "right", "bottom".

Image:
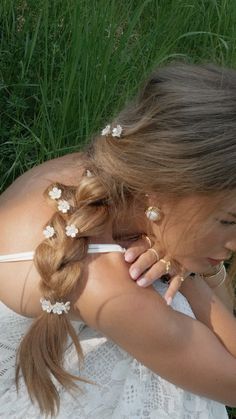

{"left": 117, "top": 234, "right": 143, "bottom": 243}
{"left": 126, "top": 234, "right": 143, "bottom": 241}
{"left": 220, "top": 220, "right": 236, "bottom": 226}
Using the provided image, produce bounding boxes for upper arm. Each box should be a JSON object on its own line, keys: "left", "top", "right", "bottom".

{"left": 76, "top": 253, "right": 236, "bottom": 407}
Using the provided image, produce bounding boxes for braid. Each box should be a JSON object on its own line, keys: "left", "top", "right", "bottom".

{"left": 16, "top": 174, "right": 112, "bottom": 417}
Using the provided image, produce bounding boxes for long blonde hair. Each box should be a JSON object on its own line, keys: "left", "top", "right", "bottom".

{"left": 16, "top": 61, "right": 236, "bottom": 416}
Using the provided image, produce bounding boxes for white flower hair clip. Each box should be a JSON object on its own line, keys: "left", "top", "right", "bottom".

{"left": 58, "top": 199, "right": 70, "bottom": 213}
{"left": 86, "top": 169, "right": 93, "bottom": 177}
{"left": 42, "top": 223, "right": 78, "bottom": 241}
{"left": 48, "top": 187, "right": 71, "bottom": 214}
{"left": 101, "top": 125, "right": 111, "bottom": 136}
{"left": 65, "top": 224, "right": 78, "bottom": 238}
{"left": 40, "top": 298, "right": 70, "bottom": 315}
{"left": 49, "top": 187, "right": 62, "bottom": 200}
{"left": 101, "top": 124, "right": 123, "bottom": 138}
{"left": 43, "top": 225, "right": 55, "bottom": 239}
{"left": 112, "top": 125, "right": 123, "bottom": 138}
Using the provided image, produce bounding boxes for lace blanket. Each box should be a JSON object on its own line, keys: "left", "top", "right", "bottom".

{"left": 0, "top": 281, "right": 228, "bottom": 418}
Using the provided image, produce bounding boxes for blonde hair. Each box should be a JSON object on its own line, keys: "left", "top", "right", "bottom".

{"left": 16, "top": 61, "right": 236, "bottom": 416}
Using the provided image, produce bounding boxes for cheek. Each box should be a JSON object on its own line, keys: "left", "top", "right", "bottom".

{"left": 183, "top": 229, "right": 225, "bottom": 260}
{"left": 164, "top": 225, "right": 219, "bottom": 257}
{"left": 155, "top": 218, "right": 225, "bottom": 257}
{"left": 159, "top": 224, "right": 197, "bottom": 256}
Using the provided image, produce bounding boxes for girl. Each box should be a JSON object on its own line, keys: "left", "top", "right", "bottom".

{"left": 0, "top": 61, "right": 236, "bottom": 418}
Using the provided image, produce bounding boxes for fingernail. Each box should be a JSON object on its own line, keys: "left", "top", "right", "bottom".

{"left": 125, "top": 251, "right": 134, "bottom": 262}
{"left": 137, "top": 277, "right": 147, "bottom": 287}
{"left": 130, "top": 268, "right": 140, "bottom": 279}
{"left": 165, "top": 296, "right": 172, "bottom": 306}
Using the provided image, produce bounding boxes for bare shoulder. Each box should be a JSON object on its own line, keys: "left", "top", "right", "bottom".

{"left": 75, "top": 251, "right": 172, "bottom": 337}
{"left": 0, "top": 152, "right": 84, "bottom": 253}
{"left": 0, "top": 152, "right": 84, "bottom": 206}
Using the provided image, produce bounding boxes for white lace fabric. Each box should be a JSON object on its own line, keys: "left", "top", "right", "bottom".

{"left": 0, "top": 281, "right": 228, "bottom": 418}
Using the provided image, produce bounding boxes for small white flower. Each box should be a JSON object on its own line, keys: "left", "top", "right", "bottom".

{"left": 86, "top": 169, "right": 93, "bottom": 177}
{"left": 65, "top": 224, "right": 78, "bottom": 238}
{"left": 112, "top": 124, "right": 123, "bottom": 138}
{"left": 52, "top": 301, "right": 70, "bottom": 314}
{"left": 52, "top": 303, "right": 62, "bottom": 315}
{"left": 101, "top": 124, "right": 111, "bottom": 136}
{"left": 58, "top": 199, "right": 70, "bottom": 213}
{"left": 43, "top": 225, "right": 55, "bottom": 239}
{"left": 49, "top": 187, "right": 62, "bottom": 200}
{"left": 40, "top": 298, "right": 52, "bottom": 313}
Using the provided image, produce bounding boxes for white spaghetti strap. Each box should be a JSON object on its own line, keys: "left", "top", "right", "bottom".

{"left": 0, "top": 251, "right": 35, "bottom": 262}
{"left": 0, "top": 244, "right": 126, "bottom": 263}
{"left": 87, "top": 244, "right": 126, "bottom": 253}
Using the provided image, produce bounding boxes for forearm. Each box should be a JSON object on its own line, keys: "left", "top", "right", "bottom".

{"left": 180, "top": 275, "right": 236, "bottom": 357}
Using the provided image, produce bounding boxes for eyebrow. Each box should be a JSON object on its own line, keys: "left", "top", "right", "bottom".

{"left": 227, "top": 212, "right": 236, "bottom": 218}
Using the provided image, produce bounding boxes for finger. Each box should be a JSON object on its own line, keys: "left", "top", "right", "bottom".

{"left": 135, "top": 258, "right": 176, "bottom": 286}
{"left": 137, "top": 257, "right": 183, "bottom": 287}
{"left": 144, "top": 235, "right": 152, "bottom": 248}
{"left": 129, "top": 248, "right": 162, "bottom": 280}
{"left": 124, "top": 238, "right": 150, "bottom": 263}
{"left": 135, "top": 255, "right": 178, "bottom": 285}
{"left": 164, "top": 274, "right": 186, "bottom": 305}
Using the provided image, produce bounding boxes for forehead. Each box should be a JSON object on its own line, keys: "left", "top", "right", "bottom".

{"left": 214, "top": 193, "right": 236, "bottom": 214}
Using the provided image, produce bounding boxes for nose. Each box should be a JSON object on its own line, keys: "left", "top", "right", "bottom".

{"left": 225, "top": 238, "right": 236, "bottom": 254}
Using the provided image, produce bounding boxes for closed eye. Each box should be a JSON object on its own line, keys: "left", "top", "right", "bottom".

{"left": 220, "top": 220, "right": 236, "bottom": 225}
{"left": 120, "top": 234, "right": 143, "bottom": 242}
{"left": 116, "top": 233, "right": 144, "bottom": 247}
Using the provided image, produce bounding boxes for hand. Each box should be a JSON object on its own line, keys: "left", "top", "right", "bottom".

{"left": 124, "top": 236, "right": 190, "bottom": 305}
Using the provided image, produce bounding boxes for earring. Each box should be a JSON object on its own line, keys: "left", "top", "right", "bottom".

{"left": 145, "top": 206, "right": 162, "bottom": 221}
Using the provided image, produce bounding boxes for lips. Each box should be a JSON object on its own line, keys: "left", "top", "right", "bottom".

{"left": 208, "top": 254, "right": 232, "bottom": 262}
{"left": 207, "top": 258, "right": 223, "bottom": 266}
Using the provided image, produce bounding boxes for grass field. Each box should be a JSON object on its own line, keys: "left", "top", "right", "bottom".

{"left": 0, "top": 0, "right": 236, "bottom": 417}
{"left": 1, "top": 0, "right": 236, "bottom": 192}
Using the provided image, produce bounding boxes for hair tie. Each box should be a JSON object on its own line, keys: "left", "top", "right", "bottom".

{"left": 40, "top": 298, "right": 70, "bottom": 315}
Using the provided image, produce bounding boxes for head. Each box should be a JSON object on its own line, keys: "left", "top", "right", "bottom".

{"left": 87, "top": 61, "right": 236, "bottom": 273}
{"left": 147, "top": 192, "right": 236, "bottom": 274}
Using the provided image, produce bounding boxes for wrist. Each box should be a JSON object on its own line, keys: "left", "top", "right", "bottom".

{"left": 180, "top": 273, "right": 213, "bottom": 299}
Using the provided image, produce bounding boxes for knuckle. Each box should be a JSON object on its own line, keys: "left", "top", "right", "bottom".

{"left": 133, "top": 257, "right": 147, "bottom": 271}
{"left": 135, "top": 253, "right": 145, "bottom": 264}
{"left": 143, "top": 271, "right": 154, "bottom": 281}
{"left": 141, "top": 252, "right": 153, "bottom": 264}
{"left": 156, "top": 260, "right": 167, "bottom": 273}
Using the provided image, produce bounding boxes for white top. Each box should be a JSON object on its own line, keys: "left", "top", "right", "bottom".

{"left": 0, "top": 245, "right": 228, "bottom": 418}
{"left": 0, "top": 244, "right": 126, "bottom": 262}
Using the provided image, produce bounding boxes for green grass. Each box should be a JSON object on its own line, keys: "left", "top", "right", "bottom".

{"left": 0, "top": 1, "right": 236, "bottom": 416}
{"left": 1, "top": 0, "right": 236, "bottom": 193}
